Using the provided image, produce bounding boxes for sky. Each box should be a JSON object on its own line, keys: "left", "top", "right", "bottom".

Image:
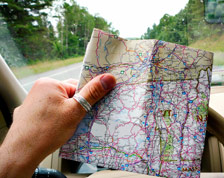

{"left": 75, "top": 0, "right": 189, "bottom": 38}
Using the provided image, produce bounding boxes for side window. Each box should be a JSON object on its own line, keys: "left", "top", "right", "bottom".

{"left": 0, "top": 0, "right": 223, "bottom": 90}
{"left": 0, "top": 1, "right": 118, "bottom": 91}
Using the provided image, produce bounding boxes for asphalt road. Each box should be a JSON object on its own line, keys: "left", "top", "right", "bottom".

{"left": 19, "top": 62, "right": 83, "bottom": 91}
{"left": 19, "top": 62, "right": 224, "bottom": 92}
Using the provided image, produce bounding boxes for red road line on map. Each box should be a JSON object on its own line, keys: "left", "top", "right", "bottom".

{"left": 95, "top": 30, "right": 101, "bottom": 67}
{"left": 121, "top": 39, "right": 143, "bottom": 62}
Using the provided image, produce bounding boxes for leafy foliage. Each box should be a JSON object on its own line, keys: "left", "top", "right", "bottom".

{"left": 0, "top": 0, "right": 53, "bottom": 63}
{"left": 0, "top": 0, "right": 119, "bottom": 66}
{"left": 142, "top": 0, "right": 224, "bottom": 46}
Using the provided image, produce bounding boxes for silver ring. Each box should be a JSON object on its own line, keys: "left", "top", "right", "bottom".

{"left": 73, "top": 93, "right": 92, "bottom": 112}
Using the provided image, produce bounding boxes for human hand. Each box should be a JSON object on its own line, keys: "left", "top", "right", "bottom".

{"left": 0, "top": 74, "right": 116, "bottom": 178}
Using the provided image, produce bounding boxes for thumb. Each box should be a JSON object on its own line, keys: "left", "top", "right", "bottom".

{"left": 79, "top": 73, "right": 116, "bottom": 106}
{"left": 67, "top": 73, "right": 116, "bottom": 115}
{"left": 63, "top": 74, "right": 116, "bottom": 129}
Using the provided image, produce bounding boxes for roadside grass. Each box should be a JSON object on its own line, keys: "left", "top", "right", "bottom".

{"left": 11, "top": 56, "right": 84, "bottom": 79}
{"left": 190, "top": 34, "right": 224, "bottom": 66}
{"left": 190, "top": 33, "right": 224, "bottom": 52}
{"left": 213, "top": 52, "right": 224, "bottom": 66}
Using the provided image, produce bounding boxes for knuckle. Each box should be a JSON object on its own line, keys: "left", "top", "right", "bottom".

{"left": 13, "top": 106, "right": 21, "bottom": 121}
{"left": 34, "top": 78, "right": 48, "bottom": 86}
{"left": 13, "top": 106, "right": 20, "bottom": 115}
{"left": 33, "top": 78, "right": 58, "bottom": 89}
{"left": 88, "top": 85, "right": 102, "bottom": 101}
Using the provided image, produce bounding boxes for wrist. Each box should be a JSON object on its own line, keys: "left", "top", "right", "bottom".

{"left": 0, "top": 145, "right": 37, "bottom": 178}
{"left": 0, "top": 127, "right": 41, "bottom": 178}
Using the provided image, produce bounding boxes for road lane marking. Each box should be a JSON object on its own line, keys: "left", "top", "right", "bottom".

{"left": 22, "top": 64, "right": 82, "bottom": 87}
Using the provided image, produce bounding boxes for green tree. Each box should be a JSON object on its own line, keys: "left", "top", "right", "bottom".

{"left": 0, "top": 0, "right": 53, "bottom": 63}
{"left": 1, "top": 0, "right": 119, "bottom": 63}
{"left": 142, "top": 0, "right": 224, "bottom": 46}
{"left": 56, "top": 1, "right": 118, "bottom": 58}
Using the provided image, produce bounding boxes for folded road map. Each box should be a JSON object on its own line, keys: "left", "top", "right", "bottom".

{"left": 60, "top": 29, "right": 213, "bottom": 178}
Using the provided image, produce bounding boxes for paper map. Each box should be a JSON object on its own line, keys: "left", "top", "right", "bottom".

{"left": 60, "top": 29, "right": 213, "bottom": 177}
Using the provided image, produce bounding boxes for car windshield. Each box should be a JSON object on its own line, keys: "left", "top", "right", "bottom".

{"left": 0, "top": 0, "right": 224, "bottom": 91}
{"left": 0, "top": 0, "right": 223, "bottom": 174}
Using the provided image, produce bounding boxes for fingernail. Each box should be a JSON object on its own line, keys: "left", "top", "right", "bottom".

{"left": 100, "top": 74, "right": 116, "bottom": 90}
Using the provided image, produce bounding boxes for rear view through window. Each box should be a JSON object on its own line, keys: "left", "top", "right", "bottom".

{"left": 0, "top": 0, "right": 223, "bottom": 88}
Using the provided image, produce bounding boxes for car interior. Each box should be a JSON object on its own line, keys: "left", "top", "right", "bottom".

{"left": 0, "top": 0, "right": 224, "bottom": 177}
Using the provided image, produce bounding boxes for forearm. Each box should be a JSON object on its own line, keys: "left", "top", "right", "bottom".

{"left": 0, "top": 146, "right": 37, "bottom": 178}
{"left": 0, "top": 124, "right": 43, "bottom": 178}
{"left": 0, "top": 75, "right": 116, "bottom": 178}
